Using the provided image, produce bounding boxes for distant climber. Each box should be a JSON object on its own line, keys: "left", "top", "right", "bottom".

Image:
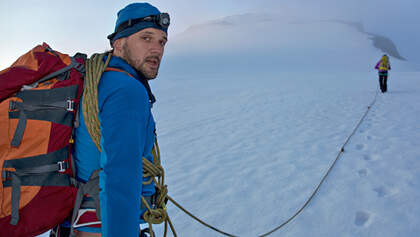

{"left": 375, "top": 54, "right": 391, "bottom": 93}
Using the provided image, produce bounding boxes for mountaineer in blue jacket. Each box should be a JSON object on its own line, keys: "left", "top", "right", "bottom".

{"left": 71, "top": 3, "right": 169, "bottom": 237}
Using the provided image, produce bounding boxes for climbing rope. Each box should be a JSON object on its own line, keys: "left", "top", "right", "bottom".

{"left": 256, "top": 88, "right": 380, "bottom": 236}
{"left": 166, "top": 87, "right": 380, "bottom": 237}
{"left": 82, "top": 52, "right": 111, "bottom": 152}
{"left": 167, "top": 196, "right": 237, "bottom": 237}
{"left": 142, "top": 140, "right": 177, "bottom": 237}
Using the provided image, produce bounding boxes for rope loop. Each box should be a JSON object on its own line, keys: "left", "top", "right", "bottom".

{"left": 141, "top": 140, "right": 177, "bottom": 237}
{"left": 143, "top": 207, "right": 168, "bottom": 225}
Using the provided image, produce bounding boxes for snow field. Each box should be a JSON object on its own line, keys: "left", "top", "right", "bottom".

{"left": 150, "top": 70, "right": 420, "bottom": 236}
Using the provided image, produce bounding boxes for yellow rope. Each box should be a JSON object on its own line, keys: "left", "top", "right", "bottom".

{"left": 162, "top": 89, "right": 381, "bottom": 237}
{"left": 82, "top": 52, "right": 111, "bottom": 151}
{"left": 142, "top": 140, "right": 177, "bottom": 237}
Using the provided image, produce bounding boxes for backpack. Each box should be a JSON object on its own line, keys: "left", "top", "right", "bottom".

{"left": 378, "top": 56, "right": 390, "bottom": 71}
{"left": 379, "top": 61, "right": 389, "bottom": 71}
{"left": 0, "top": 43, "right": 172, "bottom": 237}
{"left": 0, "top": 43, "right": 85, "bottom": 237}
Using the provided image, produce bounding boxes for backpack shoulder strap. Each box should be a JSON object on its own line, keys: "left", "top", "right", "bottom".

{"left": 104, "top": 67, "right": 135, "bottom": 78}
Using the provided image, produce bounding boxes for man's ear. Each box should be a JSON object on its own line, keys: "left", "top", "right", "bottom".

{"left": 112, "top": 38, "right": 126, "bottom": 57}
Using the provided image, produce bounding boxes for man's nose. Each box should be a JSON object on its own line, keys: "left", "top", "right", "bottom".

{"left": 150, "top": 41, "right": 164, "bottom": 55}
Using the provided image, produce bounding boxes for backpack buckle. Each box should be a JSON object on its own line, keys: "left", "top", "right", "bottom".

{"left": 21, "top": 83, "right": 38, "bottom": 91}
{"left": 9, "top": 101, "right": 17, "bottom": 110}
{"left": 66, "top": 99, "right": 74, "bottom": 112}
{"left": 58, "top": 161, "right": 66, "bottom": 172}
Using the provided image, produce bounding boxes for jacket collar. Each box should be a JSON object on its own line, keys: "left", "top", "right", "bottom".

{"left": 105, "top": 55, "right": 156, "bottom": 105}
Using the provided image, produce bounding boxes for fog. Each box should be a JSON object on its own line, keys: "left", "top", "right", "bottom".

{"left": 159, "top": 12, "right": 416, "bottom": 80}
{"left": 0, "top": 0, "right": 418, "bottom": 70}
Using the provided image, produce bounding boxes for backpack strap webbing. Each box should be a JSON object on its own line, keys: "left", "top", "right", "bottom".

{"left": 104, "top": 67, "right": 135, "bottom": 78}
{"left": 2, "top": 146, "right": 75, "bottom": 225}
{"left": 69, "top": 170, "right": 101, "bottom": 237}
{"left": 36, "top": 57, "right": 83, "bottom": 86}
{"left": 10, "top": 85, "right": 79, "bottom": 147}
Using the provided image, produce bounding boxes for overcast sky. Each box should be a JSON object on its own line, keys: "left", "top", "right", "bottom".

{"left": 0, "top": 0, "right": 419, "bottom": 69}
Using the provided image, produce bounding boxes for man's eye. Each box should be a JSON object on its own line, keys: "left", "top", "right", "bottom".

{"left": 142, "top": 37, "right": 151, "bottom": 41}
{"left": 160, "top": 40, "right": 167, "bottom": 46}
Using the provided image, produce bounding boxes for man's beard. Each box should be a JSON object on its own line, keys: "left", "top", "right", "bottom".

{"left": 122, "top": 43, "right": 159, "bottom": 79}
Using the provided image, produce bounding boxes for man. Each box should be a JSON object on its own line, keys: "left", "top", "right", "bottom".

{"left": 72, "top": 3, "right": 168, "bottom": 237}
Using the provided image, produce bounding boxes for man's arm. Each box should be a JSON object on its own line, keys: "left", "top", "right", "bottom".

{"left": 98, "top": 72, "right": 149, "bottom": 237}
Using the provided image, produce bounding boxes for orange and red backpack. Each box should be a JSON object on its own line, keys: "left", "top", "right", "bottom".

{"left": 0, "top": 43, "right": 85, "bottom": 237}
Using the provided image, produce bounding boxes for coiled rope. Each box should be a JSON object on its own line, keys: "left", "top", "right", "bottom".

{"left": 165, "top": 88, "right": 380, "bottom": 237}
{"left": 82, "top": 52, "right": 111, "bottom": 152}
{"left": 142, "top": 140, "right": 177, "bottom": 237}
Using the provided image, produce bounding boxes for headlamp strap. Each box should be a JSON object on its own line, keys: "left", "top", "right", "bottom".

{"left": 107, "top": 13, "right": 170, "bottom": 41}
{"left": 116, "top": 13, "right": 169, "bottom": 33}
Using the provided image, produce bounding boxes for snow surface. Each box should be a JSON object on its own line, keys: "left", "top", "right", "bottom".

{"left": 149, "top": 70, "right": 420, "bottom": 237}
{"left": 38, "top": 15, "right": 420, "bottom": 237}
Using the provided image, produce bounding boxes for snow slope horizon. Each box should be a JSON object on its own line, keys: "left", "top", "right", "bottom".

{"left": 160, "top": 13, "right": 418, "bottom": 79}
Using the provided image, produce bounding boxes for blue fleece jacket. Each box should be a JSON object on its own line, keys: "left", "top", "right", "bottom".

{"left": 73, "top": 56, "right": 156, "bottom": 237}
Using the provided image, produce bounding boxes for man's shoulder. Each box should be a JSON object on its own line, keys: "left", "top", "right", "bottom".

{"left": 100, "top": 69, "right": 145, "bottom": 93}
{"left": 98, "top": 70, "right": 148, "bottom": 106}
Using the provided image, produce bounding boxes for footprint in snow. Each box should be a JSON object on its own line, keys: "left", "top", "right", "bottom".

{"left": 358, "top": 168, "right": 368, "bottom": 177}
{"left": 359, "top": 125, "right": 371, "bottom": 134}
{"left": 355, "top": 144, "right": 365, "bottom": 151}
{"left": 363, "top": 154, "right": 380, "bottom": 161}
{"left": 355, "top": 211, "right": 371, "bottom": 227}
{"left": 373, "top": 186, "right": 391, "bottom": 197}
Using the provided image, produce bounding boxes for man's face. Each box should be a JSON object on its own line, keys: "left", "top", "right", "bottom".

{"left": 121, "top": 28, "right": 167, "bottom": 79}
